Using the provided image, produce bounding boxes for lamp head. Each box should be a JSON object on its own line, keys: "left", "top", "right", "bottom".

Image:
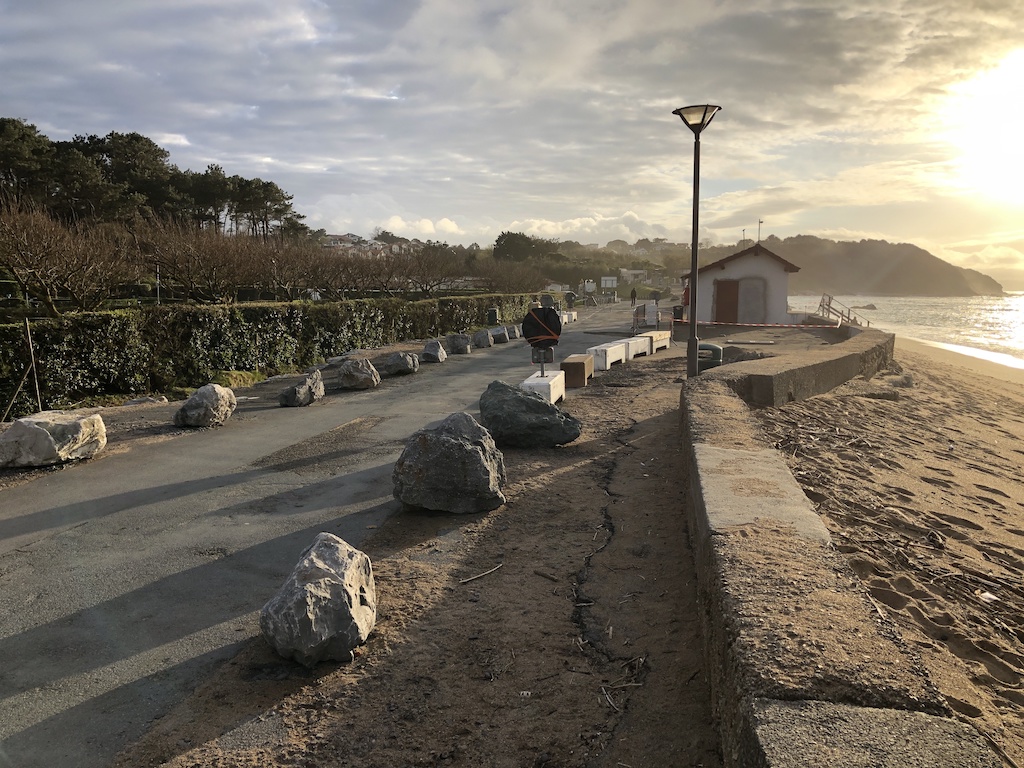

{"left": 673, "top": 104, "right": 721, "bottom": 135}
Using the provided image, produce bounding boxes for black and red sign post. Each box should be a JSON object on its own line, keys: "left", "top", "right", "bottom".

{"left": 521, "top": 306, "right": 562, "bottom": 376}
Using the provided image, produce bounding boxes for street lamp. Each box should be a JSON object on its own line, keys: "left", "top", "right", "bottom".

{"left": 673, "top": 104, "right": 720, "bottom": 377}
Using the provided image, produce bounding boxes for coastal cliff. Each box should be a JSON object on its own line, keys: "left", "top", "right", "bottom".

{"left": 746, "top": 235, "right": 1004, "bottom": 296}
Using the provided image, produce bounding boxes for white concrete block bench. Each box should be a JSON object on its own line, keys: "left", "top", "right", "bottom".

{"left": 638, "top": 330, "right": 670, "bottom": 353}
{"left": 587, "top": 341, "right": 627, "bottom": 371}
{"left": 560, "top": 353, "right": 594, "bottom": 388}
{"left": 520, "top": 370, "right": 566, "bottom": 404}
{"left": 559, "top": 310, "right": 578, "bottom": 324}
{"left": 621, "top": 336, "right": 651, "bottom": 359}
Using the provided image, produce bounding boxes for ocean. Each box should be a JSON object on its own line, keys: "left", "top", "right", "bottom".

{"left": 787, "top": 293, "right": 1024, "bottom": 370}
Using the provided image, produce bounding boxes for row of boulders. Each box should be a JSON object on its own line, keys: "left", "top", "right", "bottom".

{"left": 391, "top": 380, "right": 582, "bottom": 514}
{"left": 0, "top": 382, "right": 240, "bottom": 468}
{"left": 277, "top": 328, "right": 522, "bottom": 407}
{"left": 260, "top": 532, "right": 377, "bottom": 667}
{"left": 0, "top": 410, "right": 108, "bottom": 468}
{"left": 260, "top": 377, "right": 585, "bottom": 667}
{"left": 0, "top": 327, "right": 527, "bottom": 468}
{"left": 173, "top": 383, "right": 237, "bottom": 427}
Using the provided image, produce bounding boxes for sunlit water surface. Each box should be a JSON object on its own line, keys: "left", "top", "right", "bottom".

{"left": 788, "top": 293, "right": 1024, "bottom": 369}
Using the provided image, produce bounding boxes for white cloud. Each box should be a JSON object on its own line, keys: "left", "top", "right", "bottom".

{"left": 0, "top": 0, "right": 1021, "bottom": 278}
{"left": 152, "top": 133, "right": 191, "bottom": 147}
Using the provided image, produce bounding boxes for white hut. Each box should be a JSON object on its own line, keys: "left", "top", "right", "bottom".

{"left": 684, "top": 243, "right": 800, "bottom": 325}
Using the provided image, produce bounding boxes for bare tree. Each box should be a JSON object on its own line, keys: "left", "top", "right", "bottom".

{"left": 406, "top": 242, "right": 463, "bottom": 297}
{"left": 305, "top": 249, "right": 380, "bottom": 300}
{"left": 471, "top": 256, "right": 546, "bottom": 295}
{"left": 364, "top": 249, "right": 408, "bottom": 297}
{"left": 138, "top": 220, "right": 256, "bottom": 303}
{"left": 0, "top": 207, "right": 141, "bottom": 314}
{"left": 0, "top": 207, "right": 73, "bottom": 315}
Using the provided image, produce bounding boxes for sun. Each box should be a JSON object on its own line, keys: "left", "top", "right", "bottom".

{"left": 940, "top": 49, "right": 1024, "bottom": 207}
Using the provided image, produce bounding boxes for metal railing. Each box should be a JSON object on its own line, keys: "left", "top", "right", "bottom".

{"left": 816, "top": 294, "right": 870, "bottom": 327}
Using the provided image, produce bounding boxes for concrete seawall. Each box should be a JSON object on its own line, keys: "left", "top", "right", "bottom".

{"left": 680, "top": 327, "right": 1002, "bottom": 767}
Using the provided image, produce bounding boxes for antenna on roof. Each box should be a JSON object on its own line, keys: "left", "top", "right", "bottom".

{"left": 758, "top": 219, "right": 764, "bottom": 243}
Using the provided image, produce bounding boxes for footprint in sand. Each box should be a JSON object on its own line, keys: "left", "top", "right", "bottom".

{"left": 869, "top": 585, "right": 908, "bottom": 610}
{"left": 882, "top": 484, "right": 916, "bottom": 498}
{"left": 966, "top": 462, "right": 1001, "bottom": 477}
{"left": 924, "top": 465, "right": 955, "bottom": 477}
{"left": 905, "top": 605, "right": 1023, "bottom": 685}
{"left": 933, "top": 512, "right": 985, "bottom": 531}
{"left": 977, "top": 543, "right": 1024, "bottom": 573}
{"left": 923, "top": 476, "right": 956, "bottom": 489}
{"left": 848, "top": 555, "right": 886, "bottom": 579}
{"left": 945, "top": 695, "right": 983, "bottom": 718}
{"left": 973, "top": 495, "right": 1007, "bottom": 510}
{"left": 973, "top": 484, "right": 1011, "bottom": 498}
{"left": 890, "top": 574, "right": 933, "bottom": 600}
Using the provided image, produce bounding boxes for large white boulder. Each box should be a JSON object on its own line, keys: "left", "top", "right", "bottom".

{"left": 421, "top": 340, "right": 447, "bottom": 363}
{"left": 173, "top": 383, "right": 237, "bottom": 427}
{"left": 0, "top": 411, "right": 107, "bottom": 467}
{"left": 445, "top": 333, "right": 472, "bottom": 354}
{"left": 392, "top": 412, "right": 506, "bottom": 514}
{"left": 279, "top": 370, "right": 325, "bottom": 407}
{"left": 378, "top": 352, "right": 419, "bottom": 376}
{"left": 479, "top": 380, "right": 582, "bottom": 448}
{"left": 260, "top": 533, "right": 377, "bottom": 667}
{"left": 323, "top": 358, "right": 381, "bottom": 390}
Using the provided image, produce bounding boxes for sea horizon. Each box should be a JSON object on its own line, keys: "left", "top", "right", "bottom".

{"left": 788, "top": 293, "right": 1024, "bottom": 370}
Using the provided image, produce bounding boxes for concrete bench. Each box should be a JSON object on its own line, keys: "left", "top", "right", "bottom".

{"left": 559, "top": 310, "right": 578, "bottom": 324}
{"left": 638, "top": 329, "right": 670, "bottom": 353}
{"left": 520, "top": 370, "right": 565, "bottom": 404}
{"left": 621, "top": 336, "right": 651, "bottom": 359}
{"left": 587, "top": 341, "right": 627, "bottom": 371}
{"left": 560, "top": 353, "right": 594, "bottom": 388}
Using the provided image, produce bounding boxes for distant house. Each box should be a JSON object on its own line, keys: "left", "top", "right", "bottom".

{"left": 684, "top": 243, "right": 800, "bottom": 325}
{"left": 619, "top": 268, "right": 648, "bottom": 284}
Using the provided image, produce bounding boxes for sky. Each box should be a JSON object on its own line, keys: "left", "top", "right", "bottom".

{"left": 3, "top": 0, "right": 1024, "bottom": 287}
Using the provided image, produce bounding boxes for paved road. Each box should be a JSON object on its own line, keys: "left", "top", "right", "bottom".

{"left": 0, "top": 302, "right": 649, "bottom": 768}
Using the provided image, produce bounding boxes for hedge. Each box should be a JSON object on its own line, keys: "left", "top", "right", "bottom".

{"left": 0, "top": 294, "right": 534, "bottom": 419}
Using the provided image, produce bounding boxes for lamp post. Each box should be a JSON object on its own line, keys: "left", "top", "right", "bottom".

{"left": 673, "top": 104, "right": 720, "bottom": 378}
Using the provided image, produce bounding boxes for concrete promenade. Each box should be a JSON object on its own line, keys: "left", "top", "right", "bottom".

{"left": 681, "top": 324, "right": 1001, "bottom": 767}
{"left": 0, "top": 304, "right": 634, "bottom": 768}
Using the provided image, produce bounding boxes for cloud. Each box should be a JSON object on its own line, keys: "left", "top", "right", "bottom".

{"left": 0, "top": 0, "right": 1021, "bottom": 269}
{"left": 152, "top": 133, "right": 191, "bottom": 147}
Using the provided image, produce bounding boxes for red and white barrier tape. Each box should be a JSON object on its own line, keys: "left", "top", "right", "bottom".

{"left": 669, "top": 319, "right": 840, "bottom": 329}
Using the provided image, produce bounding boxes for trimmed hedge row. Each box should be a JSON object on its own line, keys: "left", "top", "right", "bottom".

{"left": 0, "top": 294, "right": 533, "bottom": 418}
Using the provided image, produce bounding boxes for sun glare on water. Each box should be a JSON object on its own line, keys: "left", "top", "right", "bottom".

{"left": 941, "top": 49, "right": 1024, "bottom": 207}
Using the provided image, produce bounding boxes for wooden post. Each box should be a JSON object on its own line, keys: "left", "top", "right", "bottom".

{"left": 1, "top": 364, "right": 33, "bottom": 422}
{"left": 24, "top": 318, "right": 42, "bottom": 413}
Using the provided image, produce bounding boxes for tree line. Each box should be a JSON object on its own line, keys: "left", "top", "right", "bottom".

{"left": 0, "top": 118, "right": 544, "bottom": 315}
{"left": 0, "top": 117, "right": 306, "bottom": 237}
{"left": 0, "top": 208, "right": 560, "bottom": 316}
{"left": 0, "top": 116, "right": 683, "bottom": 317}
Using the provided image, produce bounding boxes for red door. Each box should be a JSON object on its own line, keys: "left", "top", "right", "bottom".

{"left": 714, "top": 280, "right": 739, "bottom": 323}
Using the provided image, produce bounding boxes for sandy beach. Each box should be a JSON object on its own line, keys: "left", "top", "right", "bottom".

{"left": 755, "top": 336, "right": 1024, "bottom": 766}
{"left": 4, "top": 322, "right": 1023, "bottom": 766}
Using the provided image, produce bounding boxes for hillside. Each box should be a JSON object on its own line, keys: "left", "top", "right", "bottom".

{"left": 764, "top": 236, "right": 1003, "bottom": 296}
{"left": 689, "top": 235, "right": 1004, "bottom": 296}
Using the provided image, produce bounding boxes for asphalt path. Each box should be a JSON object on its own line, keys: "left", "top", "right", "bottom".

{"left": 0, "top": 302, "right": 648, "bottom": 768}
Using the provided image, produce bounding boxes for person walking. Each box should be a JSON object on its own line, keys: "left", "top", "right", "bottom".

{"left": 630, "top": 288, "right": 637, "bottom": 306}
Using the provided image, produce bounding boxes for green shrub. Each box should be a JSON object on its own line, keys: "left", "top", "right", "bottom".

{"left": 0, "top": 294, "right": 534, "bottom": 419}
